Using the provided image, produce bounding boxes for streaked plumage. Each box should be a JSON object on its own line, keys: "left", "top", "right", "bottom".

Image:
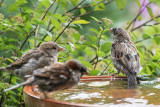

{"left": 0, "top": 42, "right": 65, "bottom": 80}
{"left": 110, "top": 28, "right": 142, "bottom": 88}
{"left": 4, "top": 60, "right": 89, "bottom": 98}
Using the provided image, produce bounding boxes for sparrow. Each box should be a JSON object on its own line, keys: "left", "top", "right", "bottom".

{"left": 4, "top": 59, "right": 90, "bottom": 98}
{"left": 109, "top": 28, "right": 142, "bottom": 89}
{"left": 0, "top": 42, "right": 65, "bottom": 80}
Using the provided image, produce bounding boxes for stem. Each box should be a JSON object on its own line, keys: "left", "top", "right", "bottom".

{"left": 20, "top": 0, "right": 56, "bottom": 50}
{"left": 131, "top": 15, "right": 160, "bottom": 32}
{"left": 126, "top": 1, "right": 150, "bottom": 30}
{"left": 135, "top": 34, "right": 160, "bottom": 44}
{"left": 94, "top": 28, "right": 105, "bottom": 69}
{"left": 54, "top": 17, "right": 75, "bottom": 42}
{"left": 100, "top": 61, "right": 111, "bottom": 75}
{"left": 0, "top": 0, "right": 4, "bottom": 7}
{"left": 63, "top": 0, "right": 86, "bottom": 16}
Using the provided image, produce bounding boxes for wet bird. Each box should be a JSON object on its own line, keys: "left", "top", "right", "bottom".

{"left": 0, "top": 42, "right": 65, "bottom": 80}
{"left": 4, "top": 60, "right": 89, "bottom": 98}
{"left": 109, "top": 28, "right": 142, "bottom": 89}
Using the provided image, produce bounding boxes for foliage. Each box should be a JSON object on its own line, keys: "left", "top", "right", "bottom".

{"left": 0, "top": 0, "right": 160, "bottom": 106}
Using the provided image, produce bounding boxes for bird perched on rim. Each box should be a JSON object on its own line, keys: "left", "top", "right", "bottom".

{"left": 4, "top": 59, "right": 90, "bottom": 98}
{"left": 109, "top": 28, "right": 142, "bottom": 89}
{"left": 0, "top": 42, "right": 65, "bottom": 80}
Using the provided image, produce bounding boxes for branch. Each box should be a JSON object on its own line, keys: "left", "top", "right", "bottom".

{"left": 0, "top": 0, "right": 4, "bottom": 7}
{"left": 77, "top": 0, "right": 105, "bottom": 9}
{"left": 94, "top": 28, "right": 105, "bottom": 69}
{"left": 63, "top": 0, "right": 86, "bottom": 16}
{"left": 20, "top": 0, "right": 56, "bottom": 50}
{"left": 54, "top": 17, "right": 75, "bottom": 42}
{"left": 131, "top": 15, "right": 160, "bottom": 32}
{"left": 135, "top": 34, "right": 160, "bottom": 44}
{"left": 37, "top": 26, "right": 55, "bottom": 47}
{"left": 100, "top": 61, "right": 112, "bottom": 75}
{"left": 92, "top": 55, "right": 110, "bottom": 65}
{"left": 126, "top": 2, "right": 150, "bottom": 30}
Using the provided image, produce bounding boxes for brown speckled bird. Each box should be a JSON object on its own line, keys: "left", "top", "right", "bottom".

{"left": 110, "top": 28, "right": 142, "bottom": 89}
{"left": 0, "top": 42, "right": 65, "bottom": 80}
{"left": 4, "top": 60, "right": 89, "bottom": 98}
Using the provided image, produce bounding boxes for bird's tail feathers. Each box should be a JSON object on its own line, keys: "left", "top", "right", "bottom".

{"left": 127, "top": 71, "right": 137, "bottom": 89}
{"left": 4, "top": 77, "right": 35, "bottom": 92}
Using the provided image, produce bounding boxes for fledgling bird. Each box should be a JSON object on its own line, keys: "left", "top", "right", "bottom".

{"left": 0, "top": 42, "right": 65, "bottom": 80}
{"left": 109, "top": 28, "right": 142, "bottom": 89}
{"left": 4, "top": 60, "right": 89, "bottom": 98}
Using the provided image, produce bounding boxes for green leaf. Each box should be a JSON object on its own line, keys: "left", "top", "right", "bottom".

{"left": 91, "top": 16, "right": 99, "bottom": 22}
{"left": 101, "top": 42, "right": 112, "bottom": 53}
{"left": 142, "top": 34, "right": 151, "bottom": 39}
{"left": 90, "top": 70, "right": 100, "bottom": 76}
{"left": 73, "top": 33, "right": 80, "bottom": 41}
{"left": 147, "top": 7, "right": 155, "bottom": 19}
{"left": 94, "top": 3, "right": 105, "bottom": 11}
{"left": 136, "top": 0, "right": 141, "bottom": 7}
{"left": 115, "top": 0, "right": 126, "bottom": 10}
{"left": 72, "top": 20, "right": 90, "bottom": 24}
{"left": 51, "top": 19, "right": 60, "bottom": 30}
{"left": 80, "top": 8, "right": 86, "bottom": 15}
{"left": 89, "top": 28, "right": 99, "bottom": 34}
{"left": 97, "top": 51, "right": 105, "bottom": 57}
{"left": 8, "top": 4, "right": 19, "bottom": 12}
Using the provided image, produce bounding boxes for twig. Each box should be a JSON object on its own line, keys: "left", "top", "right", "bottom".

{"left": 0, "top": 92, "right": 4, "bottom": 106}
{"left": 126, "top": 2, "right": 150, "bottom": 30}
{"left": 135, "top": 34, "right": 160, "bottom": 44}
{"left": 47, "top": 1, "right": 60, "bottom": 30}
{"left": 34, "top": 0, "right": 57, "bottom": 47}
{"left": 77, "top": 0, "right": 105, "bottom": 9}
{"left": 20, "top": 0, "right": 56, "bottom": 50}
{"left": 100, "top": 61, "right": 112, "bottom": 75}
{"left": 131, "top": 15, "right": 160, "bottom": 32}
{"left": 0, "top": 0, "right": 4, "bottom": 7}
{"left": 54, "top": 17, "right": 75, "bottom": 42}
{"left": 37, "top": 26, "right": 55, "bottom": 47}
{"left": 63, "top": 0, "right": 86, "bottom": 16}
{"left": 94, "top": 28, "right": 105, "bottom": 69}
{"left": 92, "top": 55, "right": 110, "bottom": 65}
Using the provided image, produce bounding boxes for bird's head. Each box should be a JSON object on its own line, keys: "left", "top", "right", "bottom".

{"left": 109, "top": 28, "right": 130, "bottom": 42}
{"left": 65, "top": 60, "right": 90, "bottom": 76}
{"left": 40, "top": 42, "right": 65, "bottom": 57}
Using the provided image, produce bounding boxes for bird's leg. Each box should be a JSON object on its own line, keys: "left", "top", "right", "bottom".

{"left": 43, "top": 91, "right": 49, "bottom": 99}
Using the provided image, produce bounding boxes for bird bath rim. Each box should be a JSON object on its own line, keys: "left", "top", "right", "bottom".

{"left": 23, "top": 75, "right": 127, "bottom": 107}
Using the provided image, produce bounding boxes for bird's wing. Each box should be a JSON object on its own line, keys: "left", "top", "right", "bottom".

{"left": 33, "top": 63, "right": 70, "bottom": 85}
{"left": 10, "top": 48, "right": 42, "bottom": 68}
{"left": 111, "top": 42, "right": 141, "bottom": 74}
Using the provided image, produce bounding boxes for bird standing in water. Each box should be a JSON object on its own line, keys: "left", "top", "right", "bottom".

{"left": 0, "top": 42, "right": 65, "bottom": 80}
{"left": 4, "top": 60, "right": 89, "bottom": 98}
{"left": 110, "top": 28, "right": 142, "bottom": 89}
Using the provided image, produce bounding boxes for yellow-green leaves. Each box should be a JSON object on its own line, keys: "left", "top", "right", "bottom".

{"left": 72, "top": 20, "right": 90, "bottom": 24}
{"left": 115, "top": 0, "right": 127, "bottom": 10}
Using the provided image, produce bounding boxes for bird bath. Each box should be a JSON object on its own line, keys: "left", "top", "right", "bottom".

{"left": 24, "top": 76, "right": 160, "bottom": 107}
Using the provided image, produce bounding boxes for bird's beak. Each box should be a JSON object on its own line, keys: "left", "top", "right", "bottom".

{"left": 109, "top": 28, "right": 113, "bottom": 33}
{"left": 83, "top": 70, "right": 90, "bottom": 75}
{"left": 58, "top": 46, "right": 65, "bottom": 52}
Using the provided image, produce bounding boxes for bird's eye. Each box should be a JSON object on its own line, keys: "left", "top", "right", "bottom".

{"left": 53, "top": 47, "right": 57, "bottom": 50}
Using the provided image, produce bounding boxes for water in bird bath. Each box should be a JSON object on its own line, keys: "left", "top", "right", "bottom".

{"left": 47, "top": 80, "right": 160, "bottom": 106}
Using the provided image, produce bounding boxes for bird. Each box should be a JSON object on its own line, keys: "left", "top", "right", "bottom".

{"left": 0, "top": 41, "right": 65, "bottom": 80}
{"left": 3, "top": 59, "right": 90, "bottom": 98}
{"left": 109, "top": 28, "right": 142, "bottom": 89}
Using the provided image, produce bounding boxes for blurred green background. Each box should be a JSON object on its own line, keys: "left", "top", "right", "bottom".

{"left": 0, "top": 0, "right": 160, "bottom": 106}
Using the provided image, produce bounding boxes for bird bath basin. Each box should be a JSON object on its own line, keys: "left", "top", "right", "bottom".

{"left": 24, "top": 76, "right": 160, "bottom": 107}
